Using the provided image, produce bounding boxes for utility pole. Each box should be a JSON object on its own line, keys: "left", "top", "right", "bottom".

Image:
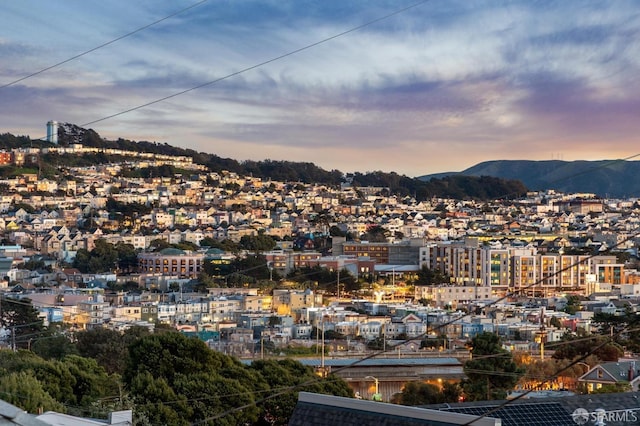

{"left": 321, "top": 321, "right": 325, "bottom": 369}
{"left": 337, "top": 269, "right": 340, "bottom": 301}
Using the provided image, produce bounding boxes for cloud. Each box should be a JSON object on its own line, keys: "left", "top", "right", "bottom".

{"left": 2, "top": 0, "right": 640, "bottom": 177}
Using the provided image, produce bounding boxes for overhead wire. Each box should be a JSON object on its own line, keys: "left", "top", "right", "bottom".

{"left": 1, "top": 0, "right": 638, "bottom": 420}
{"left": 79, "top": 0, "right": 434, "bottom": 129}
{"left": 0, "top": 0, "right": 210, "bottom": 90}
{"left": 187, "top": 195, "right": 640, "bottom": 423}
{"left": 459, "top": 324, "right": 636, "bottom": 426}
{"left": 3, "top": 157, "right": 639, "bottom": 418}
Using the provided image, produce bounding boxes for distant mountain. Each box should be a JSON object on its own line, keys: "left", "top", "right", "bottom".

{"left": 419, "top": 160, "right": 640, "bottom": 198}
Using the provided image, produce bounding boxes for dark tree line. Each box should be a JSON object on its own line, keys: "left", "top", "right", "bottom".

{"left": 351, "top": 171, "right": 528, "bottom": 201}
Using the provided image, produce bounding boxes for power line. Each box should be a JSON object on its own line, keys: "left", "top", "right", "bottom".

{"left": 460, "top": 324, "right": 635, "bottom": 426}
{"left": 79, "top": 0, "right": 434, "bottom": 128}
{"left": 190, "top": 215, "right": 640, "bottom": 423}
{"left": 0, "top": 0, "right": 209, "bottom": 90}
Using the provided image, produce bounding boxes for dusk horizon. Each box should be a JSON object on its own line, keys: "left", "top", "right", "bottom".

{"left": 2, "top": 1, "right": 640, "bottom": 177}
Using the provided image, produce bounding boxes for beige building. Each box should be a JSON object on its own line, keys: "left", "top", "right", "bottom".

{"left": 137, "top": 248, "right": 204, "bottom": 278}
{"left": 272, "top": 289, "right": 320, "bottom": 316}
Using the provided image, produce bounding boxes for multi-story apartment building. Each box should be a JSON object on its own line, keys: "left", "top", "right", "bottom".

{"left": 262, "top": 250, "right": 323, "bottom": 274}
{"left": 421, "top": 239, "right": 623, "bottom": 297}
{"left": 332, "top": 237, "right": 423, "bottom": 265}
{"left": 415, "top": 285, "right": 493, "bottom": 308}
{"left": 138, "top": 248, "right": 204, "bottom": 278}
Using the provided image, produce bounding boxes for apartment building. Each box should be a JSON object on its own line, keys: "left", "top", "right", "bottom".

{"left": 421, "top": 239, "right": 624, "bottom": 296}
{"left": 138, "top": 248, "right": 204, "bottom": 278}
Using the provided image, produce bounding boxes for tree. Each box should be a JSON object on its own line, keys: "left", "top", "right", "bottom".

{"left": 148, "top": 238, "right": 171, "bottom": 252}
{"left": 200, "top": 236, "right": 225, "bottom": 248}
{"left": 551, "top": 334, "right": 623, "bottom": 362}
{"left": 420, "top": 335, "right": 446, "bottom": 350}
{"left": 0, "top": 349, "right": 119, "bottom": 413}
{"left": 391, "top": 381, "right": 460, "bottom": 405}
{"left": 462, "top": 332, "right": 524, "bottom": 401}
{"left": 367, "top": 337, "right": 385, "bottom": 350}
{"left": 61, "top": 355, "right": 121, "bottom": 409}
{"left": 20, "top": 258, "right": 47, "bottom": 271}
{"left": 124, "top": 332, "right": 263, "bottom": 425}
{"left": 72, "top": 238, "right": 119, "bottom": 273}
{"left": 0, "top": 371, "right": 65, "bottom": 413}
{"left": 563, "top": 295, "right": 584, "bottom": 315}
{"left": 229, "top": 254, "right": 273, "bottom": 283}
{"left": 249, "top": 358, "right": 352, "bottom": 425}
{"left": 32, "top": 333, "right": 77, "bottom": 360}
{"left": 115, "top": 242, "right": 138, "bottom": 274}
{"left": 414, "top": 265, "right": 451, "bottom": 286}
{"left": 360, "top": 225, "right": 388, "bottom": 243}
{"left": 0, "top": 296, "right": 44, "bottom": 349}
{"left": 75, "top": 328, "right": 130, "bottom": 375}
{"left": 239, "top": 232, "right": 276, "bottom": 253}
{"left": 329, "top": 225, "right": 346, "bottom": 237}
{"left": 549, "top": 316, "right": 562, "bottom": 329}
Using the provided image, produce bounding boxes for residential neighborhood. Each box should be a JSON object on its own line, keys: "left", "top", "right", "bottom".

{"left": 1, "top": 141, "right": 640, "bottom": 424}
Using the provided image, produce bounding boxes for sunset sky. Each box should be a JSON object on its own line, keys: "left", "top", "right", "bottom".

{"left": 2, "top": 0, "right": 639, "bottom": 177}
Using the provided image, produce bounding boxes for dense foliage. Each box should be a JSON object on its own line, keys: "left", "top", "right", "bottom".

{"left": 391, "top": 381, "right": 461, "bottom": 405}
{"left": 351, "top": 171, "right": 528, "bottom": 200}
{"left": 0, "top": 349, "right": 120, "bottom": 417}
{"left": 462, "top": 332, "right": 524, "bottom": 401}
{"left": 0, "top": 297, "right": 45, "bottom": 350}
{"left": 551, "top": 333, "right": 624, "bottom": 361}
{"left": 0, "top": 319, "right": 353, "bottom": 425}
{"left": 122, "top": 332, "right": 352, "bottom": 425}
{"left": 414, "top": 265, "right": 451, "bottom": 286}
{"left": 72, "top": 239, "right": 138, "bottom": 274}
{"left": 286, "top": 265, "right": 359, "bottom": 293}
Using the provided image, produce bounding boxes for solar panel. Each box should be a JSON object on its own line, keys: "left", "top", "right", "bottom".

{"left": 442, "top": 402, "right": 575, "bottom": 426}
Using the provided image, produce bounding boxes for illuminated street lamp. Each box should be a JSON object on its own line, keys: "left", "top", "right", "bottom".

{"left": 365, "top": 376, "right": 381, "bottom": 401}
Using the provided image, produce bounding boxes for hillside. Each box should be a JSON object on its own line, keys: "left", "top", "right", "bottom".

{"left": 0, "top": 126, "right": 527, "bottom": 201}
{"left": 419, "top": 160, "right": 640, "bottom": 198}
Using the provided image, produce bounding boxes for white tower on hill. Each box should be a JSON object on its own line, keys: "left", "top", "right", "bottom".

{"left": 46, "top": 120, "right": 58, "bottom": 144}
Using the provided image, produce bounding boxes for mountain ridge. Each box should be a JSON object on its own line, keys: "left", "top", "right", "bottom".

{"left": 418, "top": 159, "right": 640, "bottom": 198}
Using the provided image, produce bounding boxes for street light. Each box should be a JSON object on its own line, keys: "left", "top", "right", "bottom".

{"left": 364, "top": 376, "right": 381, "bottom": 401}
{"left": 267, "top": 261, "right": 273, "bottom": 282}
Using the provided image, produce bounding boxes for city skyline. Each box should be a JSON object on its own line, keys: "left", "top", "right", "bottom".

{"left": 2, "top": 0, "right": 640, "bottom": 177}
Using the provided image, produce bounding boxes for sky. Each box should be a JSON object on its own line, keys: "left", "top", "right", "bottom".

{"left": 1, "top": 0, "right": 640, "bottom": 177}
